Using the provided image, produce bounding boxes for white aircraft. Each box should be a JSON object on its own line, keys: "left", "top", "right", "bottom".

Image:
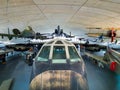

{"left": 82, "top": 35, "right": 120, "bottom": 52}
{"left": 0, "top": 38, "right": 33, "bottom": 52}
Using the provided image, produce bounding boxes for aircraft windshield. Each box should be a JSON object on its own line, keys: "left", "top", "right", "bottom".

{"left": 53, "top": 46, "right": 66, "bottom": 59}
{"left": 52, "top": 46, "right": 66, "bottom": 63}
{"left": 36, "top": 40, "right": 81, "bottom": 63}
{"left": 68, "top": 46, "right": 80, "bottom": 62}
{"left": 37, "top": 46, "right": 50, "bottom": 61}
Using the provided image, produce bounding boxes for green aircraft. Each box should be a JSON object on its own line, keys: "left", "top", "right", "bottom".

{"left": 0, "top": 26, "right": 35, "bottom": 40}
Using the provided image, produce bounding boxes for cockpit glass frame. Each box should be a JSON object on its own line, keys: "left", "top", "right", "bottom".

{"left": 35, "top": 39, "right": 81, "bottom": 64}
{"left": 37, "top": 46, "right": 50, "bottom": 61}
{"left": 68, "top": 46, "right": 81, "bottom": 62}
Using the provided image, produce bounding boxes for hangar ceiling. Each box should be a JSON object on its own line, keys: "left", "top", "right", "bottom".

{"left": 0, "top": 0, "right": 120, "bottom": 33}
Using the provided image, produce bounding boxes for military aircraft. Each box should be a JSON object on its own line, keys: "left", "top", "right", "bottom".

{"left": 84, "top": 47, "right": 120, "bottom": 74}
{"left": 0, "top": 25, "right": 42, "bottom": 52}
{"left": 0, "top": 25, "right": 73, "bottom": 53}
{"left": 1, "top": 25, "right": 103, "bottom": 52}
{"left": 29, "top": 38, "right": 89, "bottom": 90}
{"left": 35, "top": 25, "right": 75, "bottom": 40}
{"left": 86, "top": 27, "right": 118, "bottom": 42}
{"left": 82, "top": 26, "right": 120, "bottom": 51}
{"left": 0, "top": 43, "right": 13, "bottom": 55}
{"left": 82, "top": 35, "right": 120, "bottom": 52}
{"left": 26, "top": 25, "right": 86, "bottom": 46}
{"left": 104, "top": 47, "right": 120, "bottom": 73}
{"left": 0, "top": 38, "right": 33, "bottom": 52}
{"left": 6, "top": 38, "right": 32, "bottom": 51}
{"left": 0, "top": 26, "right": 36, "bottom": 40}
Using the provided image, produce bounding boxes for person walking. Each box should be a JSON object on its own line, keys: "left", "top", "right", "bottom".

{"left": 1, "top": 53, "right": 6, "bottom": 64}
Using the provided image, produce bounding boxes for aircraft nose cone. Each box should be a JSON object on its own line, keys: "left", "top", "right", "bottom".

{"left": 30, "top": 70, "right": 88, "bottom": 90}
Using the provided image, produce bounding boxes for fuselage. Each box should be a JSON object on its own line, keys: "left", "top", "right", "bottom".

{"left": 30, "top": 38, "right": 89, "bottom": 90}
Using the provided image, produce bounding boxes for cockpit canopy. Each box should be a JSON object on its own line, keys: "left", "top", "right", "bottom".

{"left": 36, "top": 39, "right": 82, "bottom": 64}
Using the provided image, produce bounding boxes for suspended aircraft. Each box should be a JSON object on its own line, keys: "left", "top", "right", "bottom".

{"left": 29, "top": 38, "right": 89, "bottom": 90}
{"left": 80, "top": 27, "right": 120, "bottom": 51}
{"left": 0, "top": 26, "right": 36, "bottom": 40}
{"left": 29, "top": 25, "right": 85, "bottom": 45}
{"left": 86, "top": 27, "right": 118, "bottom": 42}
{"left": 0, "top": 25, "right": 86, "bottom": 52}
{"left": 0, "top": 26, "right": 38, "bottom": 51}
{"left": 36, "top": 25, "right": 75, "bottom": 39}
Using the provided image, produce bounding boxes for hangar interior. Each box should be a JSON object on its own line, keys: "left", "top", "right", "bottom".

{"left": 1, "top": 0, "right": 120, "bottom": 34}
{"left": 0, "top": 0, "right": 120, "bottom": 90}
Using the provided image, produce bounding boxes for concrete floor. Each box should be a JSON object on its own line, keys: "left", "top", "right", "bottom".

{"left": 83, "top": 55, "right": 120, "bottom": 90}
{"left": 0, "top": 54, "right": 32, "bottom": 90}
{"left": 0, "top": 52, "right": 120, "bottom": 90}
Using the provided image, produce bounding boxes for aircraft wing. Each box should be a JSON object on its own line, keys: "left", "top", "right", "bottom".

{"left": 106, "top": 48, "right": 120, "bottom": 65}
{"left": 0, "top": 42, "right": 14, "bottom": 55}
{"left": 0, "top": 33, "right": 18, "bottom": 40}
{"left": 86, "top": 33, "right": 109, "bottom": 39}
{"left": 86, "top": 33, "right": 102, "bottom": 37}
{"left": 0, "top": 49, "right": 14, "bottom": 55}
{"left": 0, "top": 38, "right": 32, "bottom": 52}
{"left": 84, "top": 52, "right": 108, "bottom": 65}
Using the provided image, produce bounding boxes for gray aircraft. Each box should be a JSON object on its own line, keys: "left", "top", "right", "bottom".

{"left": 29, "top": 38, "right": 89, "bottom": 90}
